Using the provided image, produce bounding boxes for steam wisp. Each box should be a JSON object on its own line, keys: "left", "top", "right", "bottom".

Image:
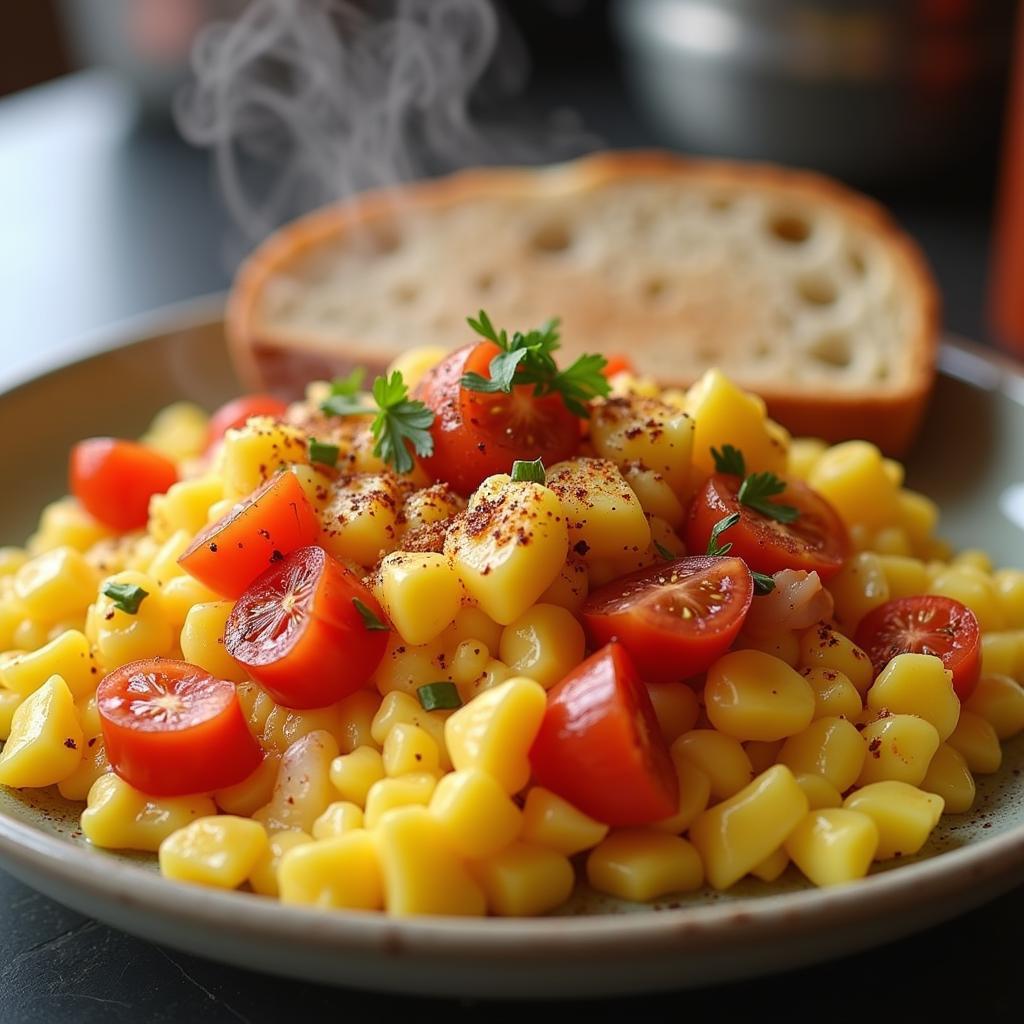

{"left": 175, "top": 0, "right": 595, "bottom": 244}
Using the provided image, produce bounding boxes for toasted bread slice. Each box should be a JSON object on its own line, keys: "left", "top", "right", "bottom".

{"left": 227, "top": 150, "right": 939, "bottom": 453}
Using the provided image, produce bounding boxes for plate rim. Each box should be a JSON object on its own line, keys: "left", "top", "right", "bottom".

{"left": 0, "top": 307, "right": 1022, "bottom": 960}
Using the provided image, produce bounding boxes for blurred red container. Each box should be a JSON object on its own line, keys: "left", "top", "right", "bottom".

{"left": 992, "top": 8, "right": 1024, "bottom": 354}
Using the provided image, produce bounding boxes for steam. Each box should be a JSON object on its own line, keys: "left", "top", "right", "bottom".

{"left": 175, "top": 0, "right": 596, "bottom": 246}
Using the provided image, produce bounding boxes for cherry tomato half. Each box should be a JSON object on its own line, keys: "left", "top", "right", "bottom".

{"left": 685, "top": 473, "right": 849, "bottom": 581}
{"left": 601, "top": 354, "right": 635, "bottom": 378}
{"left": 854, "top": 595, "right": 982, "bottom": 700}
{"left": 97, "top": 658, "right": 262, "bottom": 796}
{"left": 69, "top": 438, "right": 178, "bottom": 532}
{"left": 207, "top": 394, "right": 289, "bottom": 449}
{"left": 416, "top": 341, "right": 581, "bottom": 495}
{"left": 529, "top": 642, "right": 678, "bottom": 826}
{"left": 225, "top": 545, "right": 389, "bottom": 709}
{"left": 582, "top": 555, "right": 754, "bottom": 684}
{"left": 179, "top": 471, "right": 320, "bottom": 598}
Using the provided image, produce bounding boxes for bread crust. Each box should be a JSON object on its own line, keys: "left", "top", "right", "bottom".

{"left": 227, "top": 150, "right": 940, "bottom": 454}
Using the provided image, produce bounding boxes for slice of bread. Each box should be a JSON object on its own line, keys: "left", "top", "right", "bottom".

{"left": 227, "top": 150, "right": 939, "bottom": 453}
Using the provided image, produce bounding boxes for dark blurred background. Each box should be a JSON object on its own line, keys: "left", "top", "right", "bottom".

{"left": 1, "top": 0, "right": 1022, "bottom": 379}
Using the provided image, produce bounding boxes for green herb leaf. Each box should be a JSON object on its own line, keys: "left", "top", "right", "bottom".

{"left": 460, "top": 349, "right": 529, "bottom": 394}
{"left": 352, "top": 598, "right": 389, "bottom": 632}
{"left": 752, "top": 571, "right": 777, "bottom": 595}
{"left": 330, "top": 367, "right": 366, "bottom": 397}
{"left": 738, "top": 472, "right": 799, "bottom": 523}
{"left": 654, "top": 540, "right": 677, "bottom": 561}
{"left": 320, "top": 392, "right": 372, "bottom": 417}
{"left": 706, "top": 512, "right": 741, "bottom": 556}
{"left": 321, "top": 370, "right": 435, "bottom": 474}
{"left": 417, "top": 682, "right": 462, "bottom": 711}
{"left": 102, "top": 582, "right": 149, "bottom": 615}
{"left": 711, "top": 444, "right": 746, "bottom": 477}
{"left": 308, "top": 438, "right": 340, "bottom": 468}
{"left": 510, "top": 458, "right": 546, "bottom": 484}
{"left": 553, "top": 352, "right": 612, "bottom": 418}
{"left": 370, "top": 372, "right": 435, "bottom": 475}
{"left": 461, "top": 310, "right": 610, "bottom": 417}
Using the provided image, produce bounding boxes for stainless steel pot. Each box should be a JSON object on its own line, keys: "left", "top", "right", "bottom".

{"left": 613, "top": 0, "right": 1019, "bottom": 182}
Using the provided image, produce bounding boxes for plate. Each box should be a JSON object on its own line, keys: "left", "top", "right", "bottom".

{"left": 0, "top": 298, "right": 1022, "bottom": 998}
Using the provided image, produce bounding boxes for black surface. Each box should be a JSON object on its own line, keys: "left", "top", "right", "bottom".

{"left": 0, "top": 50, "right": 1016, "bottom": 1020}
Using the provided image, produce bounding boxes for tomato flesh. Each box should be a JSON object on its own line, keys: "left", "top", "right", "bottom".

{"left": 207, "top": 394, "right": 289, "bottom": 449}
{"left": 854, "top": 595, "right": 982, "bottom": 700}
{"left": 685, "top": 473, "right": 849, "bottom": 581}
{"left": 69, "top": 438, "right": 178, "bottom": 531}
{"left": 582, "top": 555, "right": 754, "bottom": 684}
{"left": 179, "top": 471, "right": 320, "bottom": 598}
{"left": 529, "top": 642, "right": 678, "bottom": 826}
{"left": 97, "top": 658, "right": 261, "bottom": 796}
{"left": 225, "top": 545, "right": 389, "bottom": 709}
{"left": 416, "top": 341, "right": 581, "bottom": 495}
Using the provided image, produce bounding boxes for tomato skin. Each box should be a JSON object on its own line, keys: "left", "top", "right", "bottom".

{"left": 854, "top": 595, "right": 982, "bottom": 700}
{"left": 97, "top": 658, "right": 261, "bottom": 797}
{"left": 225, "top": 546, "right": 388, "bottom": 709}
{"left": 582, "top": 555, "right": 754, "bottom": 684}
{"left": 529, "top": 642, "right": 678, "bottom": 826}
{"left": 601, "top": 354, "right": 635, "bottom": 378}
{"left": 416, "top": 341, "right": 581, "bottom": 495}
{"left": 207, "top": 394, "right": 289, "bottom": 448}
{"left": 685, "top": 473, "right": 849, "bottom": 581}
{"left": 69, "top": 438, "right": 178, "bottom": 531}
{"left": 179, "top": 472, "right": 320, "bottom": 598}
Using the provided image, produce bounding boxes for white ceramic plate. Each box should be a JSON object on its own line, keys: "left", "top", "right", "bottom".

{"left": 0, "top": 299, "right": 1023, "bottom": 998}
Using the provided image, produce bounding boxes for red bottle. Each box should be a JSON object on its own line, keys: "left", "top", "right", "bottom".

{"left": 992, "top": 10, "right": 1024, "bottom": 354}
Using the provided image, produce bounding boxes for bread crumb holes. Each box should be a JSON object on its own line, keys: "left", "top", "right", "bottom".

{"left": 529, "top": 222, "right": 572, "bottom": 254}
{"left": 796, "top": 273, "right": 837, "bottom": 306}
{"left": 767, "top": 211, "right": 811, "bottom": 244}
{"left": 809, "top": 332, "right": 853, "bottom": 369}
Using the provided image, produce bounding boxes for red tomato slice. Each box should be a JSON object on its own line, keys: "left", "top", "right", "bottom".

{"left": 854, "top": 595, "right": 982, "bottom": 700}
{"left": 225, "top": 545, "right": 389, "bottom": 709}
{"left": 685, "top": 473, "right": 849, "bottom": 581}
{"left": 601, "top": 354, "right": 635, "bottom": 377}
{"left": 207, "top": 394, "right": 289, "bottom": 449}
{"left": 416, "top": 341, "right": 581, "bottom": 495}
{"left": 179, "top": 471, "right": 320, "bottom": 598}
{"left": 69, "top": 438, "right": 178, "bottom": 532}
{"left": 97, "top": 658, "right": 261, "bottom": 796}
{"left": 529, "top": 642, "right": 678, "bottom": 826}
{"left": 582, "top": 555, "right": 754, "bottom": 684}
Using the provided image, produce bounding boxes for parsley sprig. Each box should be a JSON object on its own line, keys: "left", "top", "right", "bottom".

{"left": 710, "top": 445, "right": 799, "bottom": 525}
{"left": 705, "top": 512, "right": 741, "bottom": 556}
{"left": 460, "top": 310, "right": 611, "bottom": 418}
{"left": 711, "top": 444, "right": 746, "bottom": 477}
{"left": 321, "top": 371, "right": 434, "bottom": 475}
{"left": 738, "top": 473, "right": 799, "bottom": 524}
{"left": 704, "top": 513, "right": 776, "bottom": 595}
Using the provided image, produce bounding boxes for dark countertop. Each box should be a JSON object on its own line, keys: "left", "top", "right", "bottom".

{"left": 0, "top": 70, "right": 1018, "bottom": 1022}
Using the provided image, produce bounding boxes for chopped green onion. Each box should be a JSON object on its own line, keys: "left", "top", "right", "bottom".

{"left": 654, "top": 540, "right": 676, "bottom": 561}
{"left": 102, "top": 582, "right": 149, "bottom": 615}
{"left": 510, "top": 458, "right": 546, "bottom": 484}
{"left": 352, "top": 598, "right": 389, "bottom": 632}
{"left": 417, "top": 682, "right": 462, "bottom": 711}
{"left": 308, "top": 438, "right": 340, "bottom": 468}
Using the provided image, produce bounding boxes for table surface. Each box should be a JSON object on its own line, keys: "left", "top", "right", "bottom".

{"left": 0, "top": 70, "right": 1018, "bottom": 1021}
